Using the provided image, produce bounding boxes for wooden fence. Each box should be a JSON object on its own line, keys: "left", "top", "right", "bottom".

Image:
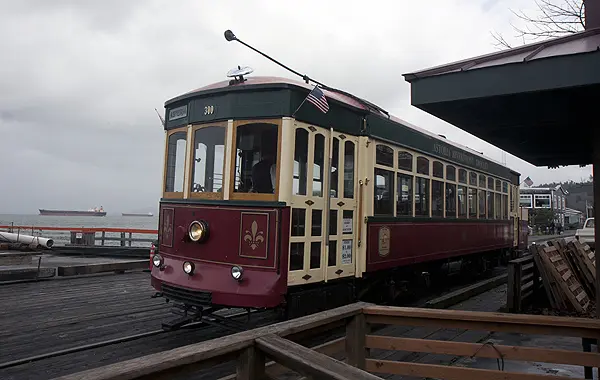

{"left": 54, "top": 302, "right": 600, "bottom": 380}
{"left": 506, "top": 254, "right": 543, "bottom": 313}
{"left": 0, "top": 225, "right": 157, "bottom": 247}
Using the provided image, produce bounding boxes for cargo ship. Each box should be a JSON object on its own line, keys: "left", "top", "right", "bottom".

{"left": 39, "top": 206, "right": 106, "bottom": 217}
{"left": 121, "top": 212, "right": 154, "bottom": 217}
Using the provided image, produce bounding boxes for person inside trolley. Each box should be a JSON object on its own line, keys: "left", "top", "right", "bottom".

{"left": 250, "top": 132, "right": 277, "bottom": 193}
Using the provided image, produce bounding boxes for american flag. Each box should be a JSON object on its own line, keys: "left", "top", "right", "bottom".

{"left": 523, "top": 176, "right": 533, "bottom": 187}
{"left": 306, "top": 86, "right": 329, "bottom": 113}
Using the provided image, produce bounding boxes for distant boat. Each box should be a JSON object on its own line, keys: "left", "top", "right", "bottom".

{"left": 39, "top": 206, "right": 106, "bottom": 217}
{"left": 122, "top": 212, "right": 154, "bottom": 217}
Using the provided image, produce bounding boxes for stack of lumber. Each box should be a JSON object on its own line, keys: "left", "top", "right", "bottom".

{"left": 530, "top": 239, "right": 594, "bottom": 313}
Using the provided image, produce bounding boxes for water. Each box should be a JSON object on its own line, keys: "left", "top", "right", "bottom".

{"left": 0, "top": 214, "right": 159, "bottom": 247}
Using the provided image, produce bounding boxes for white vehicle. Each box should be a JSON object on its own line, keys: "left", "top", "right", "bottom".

{"left": 575, "top": 217, "right": 595, "bottom": 249}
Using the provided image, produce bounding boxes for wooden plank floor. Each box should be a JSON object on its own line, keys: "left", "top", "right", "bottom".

{"left": 0, "top": 272, "right": 277, "bottom": 380}
{"left": 0, "top": 273, "right": 168, "bottom": 363}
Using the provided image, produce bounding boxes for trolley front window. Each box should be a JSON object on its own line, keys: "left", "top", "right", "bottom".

{"left": 164, "top": 130, "right": 187, "bottom": 195}
{"left": 191, "top": 125, "right": 225, "bottom": 195}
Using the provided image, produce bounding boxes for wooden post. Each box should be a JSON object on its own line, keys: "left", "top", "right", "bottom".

{"left": 593, "top": 130, "right": 600, "bottom": 380}
{"left": 507, "top": 260, "right": 523, "bottom": 313}
{"left": 585, "top": 0, "right": 600, "bottom": 29}
{"left": 532, "top": 257, "right": 541, "bottom": 297}
{"left": 345, "top": 313, "right": 368, "bottom": 369}
{"left": 236, "top": 346, "right": 265, "bottom": 380}
{"left": 507, "top": 261, "right": 517, "bottom": 312}
{"left": 593, "top": 131, "right": 600, "bottom": 318}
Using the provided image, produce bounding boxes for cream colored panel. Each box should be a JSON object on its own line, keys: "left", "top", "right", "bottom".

{"left": 355, "top": 135, "right": 372, "bottom": 278}
{"left": 183, "top": 125, "right": 193, "bottom": 199}
{"left": 222, "top": 120, "right": 234, "bottom": 199}
{"left": 279, "top": 117, "right": 294, "bottom": 204}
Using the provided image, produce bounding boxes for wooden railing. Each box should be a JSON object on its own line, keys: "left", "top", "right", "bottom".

{"left": 54, "top": 302, "right": 600, "bottom": 380}
{"left": 0, "top": 225, "right": 158, "bottom": 247}
{"left": 506, "top": 254, "right": 542, "bottom": 313}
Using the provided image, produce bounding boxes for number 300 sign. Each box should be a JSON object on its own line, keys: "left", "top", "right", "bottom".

{"left": 204, "top": 105, "right": 215, "bottom": 115}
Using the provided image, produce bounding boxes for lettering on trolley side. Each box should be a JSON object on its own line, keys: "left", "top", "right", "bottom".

{"left": 341, "top": 239, "right": 352, "bottom": 265}
{"left": 168, "top": 105, "right": 188, "bottom": 121}
{"left": 378, "top": 226, "right": 391, "bottom": 257}
{"left": 433, "top": 143, "right": 489, "bottom": 171}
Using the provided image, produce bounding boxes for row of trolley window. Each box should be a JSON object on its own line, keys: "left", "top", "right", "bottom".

{"left": 373, "top": 143, "right": 513, "bottom": 220}
{"left": 163, "top": 122, "right": 515, "bottom": 221}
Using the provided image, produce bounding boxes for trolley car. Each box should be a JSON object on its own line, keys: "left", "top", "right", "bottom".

{"left": 150, "top": 72, "right": 528, "bottom": 326}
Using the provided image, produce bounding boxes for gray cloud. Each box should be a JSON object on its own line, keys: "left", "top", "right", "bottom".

{"left": 0, "top": 0, "right": 590, "bottom": 214}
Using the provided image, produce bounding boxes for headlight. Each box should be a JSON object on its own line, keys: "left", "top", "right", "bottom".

{"left": 188, "top": 220, "right": 209, "bottom": 242}
{"left": 152, "top": 254, "right": 163, "bottom": 268}
{"left": 183, "top": 261, "right": 194, "bottom": 275}
{"left": 231, "top": 265, "right": 243, "bottom": 281}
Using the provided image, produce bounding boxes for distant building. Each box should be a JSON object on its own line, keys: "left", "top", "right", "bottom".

{"left": 519, "top": 185, "right": 568, "bottom": 227}
{"left": 564, "top": 207, "right": 584, "bottom": 228}
{"left": 564, "top": 181, "right": 594, "bottom": 217}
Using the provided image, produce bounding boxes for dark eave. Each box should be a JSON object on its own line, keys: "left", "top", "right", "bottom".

{"left": 402, "top": 28, "right": 600, "bottom": 168}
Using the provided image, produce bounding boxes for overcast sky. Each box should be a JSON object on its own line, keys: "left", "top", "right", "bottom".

{"left": 0, "top": 0, "right": 592, "bottom": 215}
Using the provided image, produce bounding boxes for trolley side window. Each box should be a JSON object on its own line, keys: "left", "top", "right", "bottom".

{"left": 487, "top": 191, "right": 495, "bottom": 219}
{"left": 446, "top": 165, "right": 456, "bottom": 182}
{"left": 479, "top": 189, "right": 487, "bottom": 218}
{"left": 396, "top": 173, "right": 413, "bottom": 216}
{"left": 313, "top": 134, "right": 325, "bottom": 196}
{"left": 458, "top": 186, "right": 468, "bottom": 218}
{"left": 446, "top": 183, "right": 457, "bottom": 218}
{"left": 343, "top": 141, "right": 355, "bottom": 198}
{"left": 376, "top": 144, "right": 394, "bottom": 167}
{"left": 165, "top": 130, "right": 187, "bottom": 194}
{"left": 469, "top": 188, "right": 477, "bottom": 218}
{"left": 330, "top": 137, "right": 339, "bottom": 198}
{"left": 191, "top": 126, "right": 225, "bottom": 194}
{"left": 433, "top": 161, "right": 444, "bottom": 179}
{"left": 459, "top": 169, "right": 467, "bottom": 184}
{"left": 293, "top": 128, "right": 309, "bottom": 196}
{"left": 432, "top": 180, "right": 444, "bottom": 217}
{"left": 374, "top": 168, "right": 394, "bottom": 215}
{"left": 415, "top": 177, "right": 430, "bottom": 216}
{"left": 417, "top": 157, "right": 429, "bottom": 175}
{"left": 398, "top": 151, "right": 413, "bottom": 171}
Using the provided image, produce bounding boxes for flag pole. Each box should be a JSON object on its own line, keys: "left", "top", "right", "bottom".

{"left": 292, "top": 85, "right": 317, "bottom": 118}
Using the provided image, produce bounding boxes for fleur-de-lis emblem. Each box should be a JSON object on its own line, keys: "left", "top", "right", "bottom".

{"left": 244, "top": 220, "right": 264, "bottom": 250}
{"left": 163, "top": 214, "right": 172, "bottom": 238}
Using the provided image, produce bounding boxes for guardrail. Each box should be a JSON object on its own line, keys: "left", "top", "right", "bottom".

{"left": 54, "top": 302, "right": 600, "bottom": 380}
{"left": 506, "top": 254, "right": 543, "bottom": 313}
{"left": 0, "top": 225, "right": 158, "bottom": 247}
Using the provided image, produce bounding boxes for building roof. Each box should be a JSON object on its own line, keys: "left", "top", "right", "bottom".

{"left": 565, "top": 207, "right": 583, "bottom": 215}
{"left": 403, "top": 28, "right": 600, "bottom": 167}
{"left": 520, "top": 185, "right": 569, "bottom": 195}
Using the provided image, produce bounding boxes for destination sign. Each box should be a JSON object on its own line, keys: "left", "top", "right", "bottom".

{"left": 433, "top": 143, "right": 489, "bottom": 171}
{"left": 168, "top": 105, "right": 188, "bottom": 121}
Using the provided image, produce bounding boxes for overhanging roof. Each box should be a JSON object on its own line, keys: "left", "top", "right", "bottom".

{"left": 403, "top": 28, "right": 600, "bottom": 167}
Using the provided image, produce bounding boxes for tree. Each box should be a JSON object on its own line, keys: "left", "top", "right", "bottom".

{"left": 491, "top": 0, "right": 585, "bottom": 49}
{"left": 530, "top": 208, "right": 557, "bottom": 230}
